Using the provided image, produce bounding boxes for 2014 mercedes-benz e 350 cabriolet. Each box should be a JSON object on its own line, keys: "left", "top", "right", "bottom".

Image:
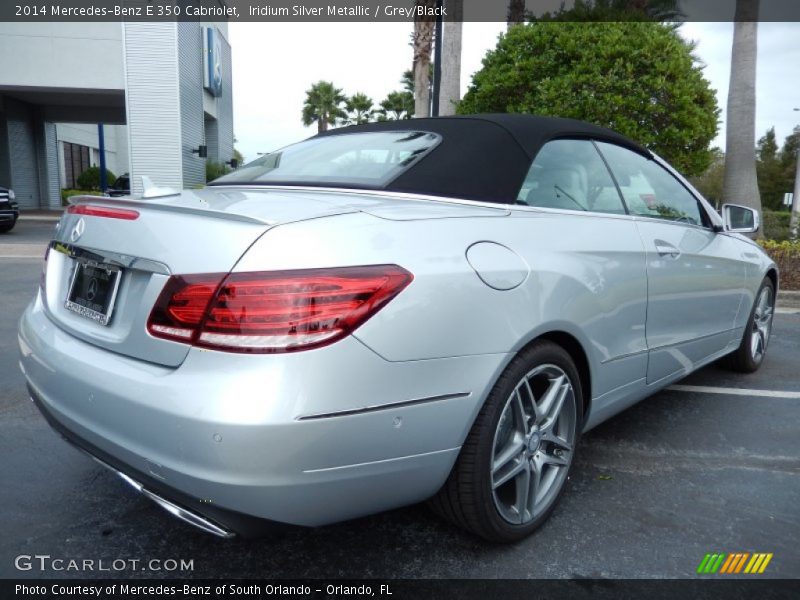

{"left": 19, "top": 115, "right": 777, "bottom": 542}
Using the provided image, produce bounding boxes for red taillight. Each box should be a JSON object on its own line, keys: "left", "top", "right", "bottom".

{"left": 67, "top": 204, "right": 139, "bottom": 220}
{"left": 147, "top": 265, "right": 413, "bottom": 353}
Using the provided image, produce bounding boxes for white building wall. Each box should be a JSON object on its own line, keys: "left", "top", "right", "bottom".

{"left": 178, "top": 22, "right": 206, "bottom": 188}
{"left": 0, "top": 22, "right": 234, "bottom": 205}
{"left": 0, "top": 23, "right": 123, "bottom": 90}
{"left": 123, "top": 22, "right": 183, "bottom": 196}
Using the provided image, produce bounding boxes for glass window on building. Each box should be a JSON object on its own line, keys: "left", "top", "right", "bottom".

{"left": 63, "top": 142, "right": 91, "bottom": 189}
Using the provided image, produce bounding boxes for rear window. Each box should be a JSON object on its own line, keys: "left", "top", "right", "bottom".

{"left": 212, "top": 131, "right": 441, "bottom": 188}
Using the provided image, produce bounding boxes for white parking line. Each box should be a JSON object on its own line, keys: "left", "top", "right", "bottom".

{"left": 668, "top": 384, "right": 800, "bottom": 399}
{"left": 0, "top": 243, "right": 46, "bottom": 260}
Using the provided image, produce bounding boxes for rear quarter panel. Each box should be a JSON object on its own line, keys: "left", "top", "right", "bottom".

{"left": 235, "top": 208, "right": 650, "bottom": 405}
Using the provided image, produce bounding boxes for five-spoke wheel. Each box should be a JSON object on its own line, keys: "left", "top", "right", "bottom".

{"left": 749, "top": 285, "right": 774, "bottom": 363}
{"left": 491, "top": 365, "right": 576, "bottom": 525}
{"left": 727, "top": 277, "right": 775, "bottom": 373}
{"left": 429, "top": 340, "right": 582, "bottom": 542}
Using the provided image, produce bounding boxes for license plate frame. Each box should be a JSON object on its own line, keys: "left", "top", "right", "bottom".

{"left": 64, "top": 260, "right": 123, "bottom": 326}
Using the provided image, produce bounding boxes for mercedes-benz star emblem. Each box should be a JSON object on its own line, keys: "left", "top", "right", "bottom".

{"left": 86, "top": 278, "right": 99, "bottom": 302}
{"left": 70, "top": 218, "right": 85, "bottom": 242}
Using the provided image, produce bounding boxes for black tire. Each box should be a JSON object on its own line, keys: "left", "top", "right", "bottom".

{"left": 429, "top": 340, "right": 583, "bottom": 543}
{"left": 725, "top": 277, "right": 775, "bottom": 373}
{"left": 0, "top": 220, "right": 15, "bottom": 233}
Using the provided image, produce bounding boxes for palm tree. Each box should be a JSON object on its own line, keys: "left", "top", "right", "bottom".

{"left": 378, "top": 91, "right": 414, "bottom": 121}
{"left": 412, "top": 1, "right": 436, "bottom": 117}
{"left": 439, "top": 0, "right": 463, "bottom": 116}
{"left": 507, "top": 0, "right": 525, "bottom": 28}
{"left": 345, "top": 93, "right": 375, "bottom": 125}
{"left": 301, "top": 81, "right": 347, "bottom": 133}
{"left": 722, "top": 0, "right": 762, "bottom": 234}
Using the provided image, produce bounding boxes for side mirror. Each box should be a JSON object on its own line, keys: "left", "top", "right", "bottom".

{"left": 721, "top": 203, "right": 759, "bottom": 234}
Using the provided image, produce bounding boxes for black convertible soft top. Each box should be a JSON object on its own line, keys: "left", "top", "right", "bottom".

{"left": 316, "top": 114, "right": 651, "bottom": 204}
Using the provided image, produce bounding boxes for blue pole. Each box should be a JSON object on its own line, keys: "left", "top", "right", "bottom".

{"left": 97, "top": 123, "right": 107, "bottom": 192}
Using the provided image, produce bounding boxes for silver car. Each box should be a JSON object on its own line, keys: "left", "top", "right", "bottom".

{"left": 18, "top": 115, "right": 777, "bottom": 542}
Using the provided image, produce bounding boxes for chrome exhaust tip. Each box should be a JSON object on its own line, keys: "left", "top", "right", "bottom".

{"left": 91, "top": 455, "right": 235, "bottom": 539}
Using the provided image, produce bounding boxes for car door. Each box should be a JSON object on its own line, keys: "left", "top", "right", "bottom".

{"left": 595, "top": 142, "right": 748, "bottom": 385}
{"left": 516, "top": 139, "right": 649, "bottom": 418}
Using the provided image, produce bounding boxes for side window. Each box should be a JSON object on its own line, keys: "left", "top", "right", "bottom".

{"left": 596, "top": 142, "right": 706, "bottom": 227}
{"left": 517, "top": 139, "right": 626, "bottom": 214}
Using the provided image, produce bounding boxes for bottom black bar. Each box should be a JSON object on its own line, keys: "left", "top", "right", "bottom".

{"left": 3, "top": 579, "right": 799, "bottom": 600}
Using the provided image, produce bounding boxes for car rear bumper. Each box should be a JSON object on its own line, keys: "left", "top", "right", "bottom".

{"left": 18, "top": 290, "right": 507, "bottom": 532}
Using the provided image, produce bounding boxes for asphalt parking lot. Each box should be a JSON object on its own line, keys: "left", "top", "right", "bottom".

{"left": 1, "top": 220, "right": 798, "bottom": 580}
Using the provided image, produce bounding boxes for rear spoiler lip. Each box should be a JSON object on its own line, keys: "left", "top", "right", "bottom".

{"left": 66, "top": 194, "right": 274, "bottom": 226}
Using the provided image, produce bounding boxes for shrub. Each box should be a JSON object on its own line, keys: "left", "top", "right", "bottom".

{"left": 76, "top": 166, "right": 117, "bottom": 191}
{"left": 762, "top": 210, "right": 791, "bottom": 241}
{"left": 60, "top": 189, "right": 104, "bottom": 206}
{"left": 758, "top": 239, "right": 800, "bottom": 290}
{"left": 206, "top": 161, "right": 231, "bottom": 182}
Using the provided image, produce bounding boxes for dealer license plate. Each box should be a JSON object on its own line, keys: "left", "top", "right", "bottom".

{"left": 64, "top": 261, "right": 122, "bottom": 326}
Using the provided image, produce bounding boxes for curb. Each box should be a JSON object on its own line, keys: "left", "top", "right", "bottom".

{"left": 19, "top": 210, "right": 63, "bottom": 222}
{"left": 777, "top": 290, "right": 800, "bottom": 309}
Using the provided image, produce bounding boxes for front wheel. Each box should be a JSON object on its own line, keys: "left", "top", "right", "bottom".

{"left": 0, "top": 220, "right": 15, "bottom": 233}
{"left": 429, "top": 340, "right": 582, "bottom": 543}
{"left": 725, "top": 277, "right": 775, "bottom": 373}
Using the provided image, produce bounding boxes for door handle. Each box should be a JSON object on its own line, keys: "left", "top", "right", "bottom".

{"left": 654, "top": 240, "right": 681, "bottom": 259}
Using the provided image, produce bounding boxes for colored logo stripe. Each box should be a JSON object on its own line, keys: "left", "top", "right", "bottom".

{"left": 697, "top": 552, "right": 773, "bottom": 575}
{"left": 697, "top": 553, "right": 726, "bottom": 574}
{"left": 745, "top": 553, "right": 773, "bottom": 574}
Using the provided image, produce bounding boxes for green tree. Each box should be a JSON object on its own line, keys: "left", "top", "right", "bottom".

{"left": 302, "top": 81, "right": 347, "bottom": 133}
{"left": 777, "top": 127, "right": 800, "bottom": 211}
{"left": 756, "top": 127, "right": 785, "bottom": 210}
{"left": 377, "top": 91, "right": 414, "bottom": 121}
{"left": 402, "top": 69, "right": 415, "bottom": 94}
{"left": 458, "top": 22, "right": 719, "bottom": 175}
{"left": 345, "top": 93, "right": 375, "bottom": 125}
{"left": 507, "top": 0, "right": 526, "bottom": 29}
{"left": 779, "top": 126, "right": 800, "bottom": 176}
{"left": 536, "top": 0, "right": 683, "bottom": 22}
{"left": 690, "top": 148, "right": 725, "bottom": 207}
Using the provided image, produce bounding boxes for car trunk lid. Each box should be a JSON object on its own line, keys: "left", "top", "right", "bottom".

{"left": 43, "top": 190, "right": 359, "bottom": 367}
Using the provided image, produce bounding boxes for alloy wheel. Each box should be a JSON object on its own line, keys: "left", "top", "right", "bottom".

{"left": 750, "top": 286, "right": 774, "bottom": 363}
{"left": 490, "top": 364, "right": 577, "bottom": 525}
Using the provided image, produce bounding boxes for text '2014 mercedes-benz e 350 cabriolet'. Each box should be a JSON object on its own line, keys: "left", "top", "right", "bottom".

{"left": 19, "top": 115, "right": 777, "bottom": 542}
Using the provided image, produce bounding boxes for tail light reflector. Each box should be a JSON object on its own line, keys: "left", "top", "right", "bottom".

{"left": 67, "top": 204, "right": 139, "bottom": 220}
{"left": 147, "top": 265, "right": 413, "bottom": 353}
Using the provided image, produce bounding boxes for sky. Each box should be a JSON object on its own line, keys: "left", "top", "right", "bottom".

{"left": 229, "top": 21, "right": 800, "bottom": 164}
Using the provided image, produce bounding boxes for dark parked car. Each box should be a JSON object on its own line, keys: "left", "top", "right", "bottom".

{"left": 106, "top": 174, "right": 130, "bottom": 197}
{"left": 0, "top": 185, "right": 19, "bottom": 233}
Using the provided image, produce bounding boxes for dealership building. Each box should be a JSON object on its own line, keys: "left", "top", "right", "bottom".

{"left": 0, "top": 22, "right": 234, "bottom": 210}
